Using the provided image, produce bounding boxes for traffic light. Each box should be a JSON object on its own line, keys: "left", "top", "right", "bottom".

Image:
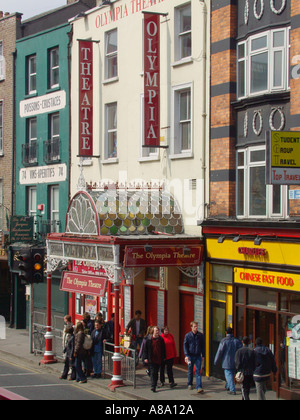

{"left": 31, "top": 247, "right": 45, "bottom": 284}
{"left": 16, "top": 248, "right": 32, "bottom": 284}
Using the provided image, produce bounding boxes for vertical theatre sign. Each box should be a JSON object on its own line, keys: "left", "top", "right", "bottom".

{"left": 79, "top": 41, "right": 93, "bottom": 157}
{"left": 144, "top": 13, "right": 160, "bottom": 147}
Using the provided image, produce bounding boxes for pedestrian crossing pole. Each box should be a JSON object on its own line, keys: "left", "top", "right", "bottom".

{"left": 40, "top": 272, "right": 57, "bottom": 365}
{"left": 109, "top": 263, "right": 124, "bottom": 390}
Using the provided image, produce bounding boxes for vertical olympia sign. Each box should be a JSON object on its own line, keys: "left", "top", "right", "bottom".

{"left": 144, "top": 13, "right": 160, "bottom": 147}
{"left": 79, "top": 41, "right": 94, "bottom": 157}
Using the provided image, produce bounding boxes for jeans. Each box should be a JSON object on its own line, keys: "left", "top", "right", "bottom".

{"left": 224, "top": 369, "right": 235, "bottom": 393}
{"left": 187, "top": 356, "right": 203, "bottom": 390}
{"left": 92, "top": 351, "right": 103, "bottom": 375}
{"left": 75, "top": 354, "right": 86, "bottom": 382}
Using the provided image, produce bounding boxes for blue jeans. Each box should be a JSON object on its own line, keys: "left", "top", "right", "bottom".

{"left": 187, "top": 356, "right": 203, "bottom": 390}
{"left": 225, "top": 369, "right": 235, "bottom": 392}
{"left": 92, "top": 351, "right": 103, "bottom": 375}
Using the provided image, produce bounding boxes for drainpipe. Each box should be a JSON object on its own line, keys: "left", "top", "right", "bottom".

{"left": 109, "top": 245, "right": 125, "bottom": 390}
{"left": 199, "top": 0, "right": 208, "bottom": 224}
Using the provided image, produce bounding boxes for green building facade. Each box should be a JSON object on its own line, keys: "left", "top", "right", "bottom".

{"left": 14, "top": 23, "right": 72, "bottom": 327}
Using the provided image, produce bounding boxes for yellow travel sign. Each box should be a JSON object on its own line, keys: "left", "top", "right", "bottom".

{"left": 271, "top": 131, "right": 300, "bottom": 168}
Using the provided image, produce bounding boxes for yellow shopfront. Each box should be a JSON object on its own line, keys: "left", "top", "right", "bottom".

{"left": 205, "top": 236, "right": 300, "bottom": 400}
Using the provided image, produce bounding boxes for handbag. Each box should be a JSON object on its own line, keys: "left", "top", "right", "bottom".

{"left": 235, "top": 371, "right": 244, "bottom": 384}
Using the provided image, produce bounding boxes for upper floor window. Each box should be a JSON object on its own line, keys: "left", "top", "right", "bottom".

{"left": 237, "top": 146, "right": 287, "bottom": 219}
{"left": 140, "top": 94, "right": 158, "bottom": 160}
{"left": 27, "top": 186, "right": 37, "bottom": 234}
{"left": 175, "top": 3, "right": 192, "bottom": 61}
{"left": 28, "top": 55, "right": 37, "bottom": 94}
{"left": 0, "top": 100, "right": 3, "bottom": 155}
{"left": 105, "top": 29, "right": 118, "bottom": 80}
{"left": 237, "top": 27, "right": 290, "bottom": 99}
{"left": 105, "top": 102, "right": 117, "bottom": 159}
{"left": 0, "top": 41, "right": 5, "bottom": 80}
{"left": 49, "top": 47, "right": 59, "bottom": 88}
{"left": 171, "top": 83, "right": 193, "bottom": 156}
{"left": 50, "top": 185, "right": 59, "bottom": 233}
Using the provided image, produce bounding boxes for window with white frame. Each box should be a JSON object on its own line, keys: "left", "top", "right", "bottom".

{"left": 28, "top": 187, "right": 37, "bottom": 234}
{"left": 140, "top": 94, "right": 158, "bottom": 159}
{"left": 172, "top": 84, "right": 192, "bottom": 156}
{"left": 237, "top": 27, "right": 290, "bottom": 99}
{"left": 237, "top": 146, "right": 287, "bottom": 218}
{"left": 0, "top": 41, "right": 5, "bottom": 80}
{"left": 28, "top": 55, "right": 37, "bottom": 94}
{"left": 175, "top": 3, "right": 192, "bottom": 61}
{"left": 0, "top": 100, "right": 3, "bottom": 155}
{"left": 105, "top": 29, "right": 118, "bottom": 80}
{"left": 50, "top": 185, "right": 59, "bottom": 232}
{"left": 49, "top": 113, "right": 60, "bottom": 161}
{"left": 49, "top": 47, "right": 59, "bottom": 88}
{"left": 27, "top": 117, "right": 37, "bottom": 164}
{"left": 105, "top": 102, "right": 117, "bottom": 159}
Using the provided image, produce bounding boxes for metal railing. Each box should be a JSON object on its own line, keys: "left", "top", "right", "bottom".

{"left": 32, "top": 311, "right": 64, "bottom": 360}
{"left": 103, "top": 342, "right": 137, "bottom": 388}
{"left": 22, "top": 141, "right": 37, "bottom": 166}
{"left": 44, "top": 137, "right": 61, "bottom": 163}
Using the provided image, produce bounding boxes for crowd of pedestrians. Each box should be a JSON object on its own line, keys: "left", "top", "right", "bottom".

{"left": 59, "top": 312, "right": 114, "bottom": 384}
{"left": 60, "top": 312, "right": 277, "bottom": 399}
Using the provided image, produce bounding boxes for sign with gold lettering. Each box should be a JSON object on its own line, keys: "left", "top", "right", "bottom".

{"left": 124, "top": 246, "right": 203, "bottom": 267}
{"left": 60, "top": 272, "right": 107, "bottom": 297}
{"left": 79, "top": 40, "right": 93, "bottom": 157}
{"left": 234, "top": 267, "right": 300, "bottom": 293}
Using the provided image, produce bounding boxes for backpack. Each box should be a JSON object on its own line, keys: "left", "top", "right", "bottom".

{"left": 83, "top": 334, "right": 93, "bottom": 350}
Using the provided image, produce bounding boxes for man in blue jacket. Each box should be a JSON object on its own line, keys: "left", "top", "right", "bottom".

{"left": 214, "top": 327, "right": 243, "bottom": 395}
{"left": 184, "top": 321, "right": 205, "bottom": 394}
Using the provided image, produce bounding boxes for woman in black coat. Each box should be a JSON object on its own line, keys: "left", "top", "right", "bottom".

{"left": 60, "top": 325, "right": 76, "bottom": 381}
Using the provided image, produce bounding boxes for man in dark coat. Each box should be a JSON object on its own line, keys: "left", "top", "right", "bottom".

{"left": 126, "top": 310, "right": 147, "bottom": 355}
{"left": 184, "top": 321, "right": 205, "bottom": 393}
{"left": 235, "top": 336, "right": 255, "bottom": 400}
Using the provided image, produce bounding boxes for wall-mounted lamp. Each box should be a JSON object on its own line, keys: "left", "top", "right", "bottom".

{"left": 218, "top": 235, "right": 226, "bottom": 244}
{"left": 183, "top": 247, "right": 191, "bottom": 256}
{"left": 233, "top": 235, "right": 241, "bottom": 242}
{"left": 144, "top": 245, "right": 152, "bottom": 252}
{"left": 254, "top": 236, "right": 263, "bottom": 246}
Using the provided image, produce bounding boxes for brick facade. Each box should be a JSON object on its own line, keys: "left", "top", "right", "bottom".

{"left": 210, "top": 0, "right": 237, "bottom": 217}
{"left": 0, "top": 13, "right": 21, "bottom": 233}
{"left": 210, "top": 0, "right": 300, "bottom": 220}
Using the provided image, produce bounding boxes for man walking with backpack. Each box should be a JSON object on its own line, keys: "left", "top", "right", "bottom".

{"left": 214, "top": 327, "right": 243, "bottom": 395}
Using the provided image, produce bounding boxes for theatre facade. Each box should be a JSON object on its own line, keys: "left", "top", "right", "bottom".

{"left": 45, "top": 0, "right": 210, "bottom": 364}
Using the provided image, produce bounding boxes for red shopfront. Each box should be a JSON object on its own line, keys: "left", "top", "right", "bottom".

{"left": 45, "top": 190, "right": 204, "bottom": 367}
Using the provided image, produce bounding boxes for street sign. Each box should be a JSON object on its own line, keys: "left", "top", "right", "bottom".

{"left": 267, "top": 131, "right": 300, "bottom": 184}
{"left": 9, "top": 216, "right": 34, "bottom": 243}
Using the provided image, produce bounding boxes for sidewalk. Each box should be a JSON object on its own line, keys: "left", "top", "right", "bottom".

{"left": 0, "top": 327, "right": 281, "bottom": 401}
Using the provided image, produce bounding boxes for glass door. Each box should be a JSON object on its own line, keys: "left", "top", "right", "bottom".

{"left": 210, "top": 300, "right": 226, "bottom": 379}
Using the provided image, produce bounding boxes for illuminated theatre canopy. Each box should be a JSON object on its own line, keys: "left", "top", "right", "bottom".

{"left": 47, "top": 190, "right": 203, "bottom": 283}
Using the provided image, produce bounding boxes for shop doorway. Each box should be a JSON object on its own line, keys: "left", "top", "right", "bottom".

{"left": 247, "top": 309, "right": 277, "bottom": 391}
{"left": 180, "top": 293, "right": 194, "bottom": 364}
{"left": 247, "top": 310, "right": 276, "bottom": 352}
{"left": 210, "top": 300, "right": 226, "bottom": 379}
